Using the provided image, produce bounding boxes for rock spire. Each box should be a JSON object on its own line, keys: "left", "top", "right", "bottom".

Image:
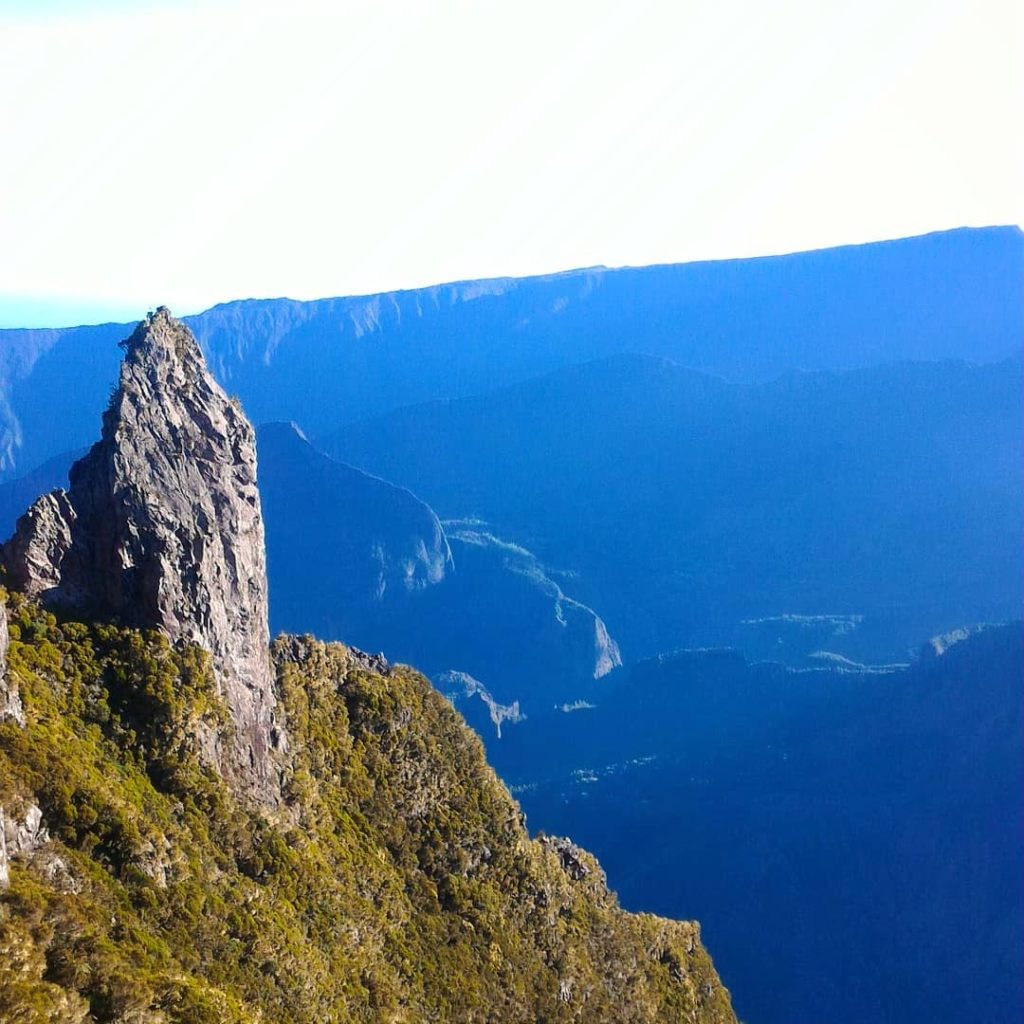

{"left": 2, "top": 308, "right": 283, "bottom": 801}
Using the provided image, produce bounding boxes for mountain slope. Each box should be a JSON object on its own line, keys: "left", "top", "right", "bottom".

{"left": 0, "top": 596, "right": 735, "bottom": 1023}
{"left": 248, "top": 426, "right": 622, "bottom": 707}
{"left": 257, "top": 420, "right": 453, "bottom": 613}
{"left": 0, "top": 226, "right": 1020, "bottom": 479}
{"left": 324, "top": 352, "right": 1023, "bottom": 662}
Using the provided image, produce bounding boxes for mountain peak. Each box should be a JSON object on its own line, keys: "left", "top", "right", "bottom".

{"left": 117, "top": 307, "right": 207, "bottom": 387}
{"left": 2, "top": 312, "right": 284, "bottom": 803}
{"left": 121, "top": 305, "right": 201, "bottom": 362}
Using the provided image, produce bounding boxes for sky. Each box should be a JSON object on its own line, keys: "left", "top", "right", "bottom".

{"left": 0, "top": 0, "right": 1021, "bottom": 327}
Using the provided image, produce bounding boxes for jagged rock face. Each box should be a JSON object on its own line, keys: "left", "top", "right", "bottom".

{"left": 2, "top": 490, "right": 76, "bottom": 600}
{"left": 255, "top": 420, "right": 453, "bottom": 622}
{"left": 539, "top": 834, "right": 608, "bottom": 889}
{"left": 1, "top": 309, "right": 282, "bottom": 802}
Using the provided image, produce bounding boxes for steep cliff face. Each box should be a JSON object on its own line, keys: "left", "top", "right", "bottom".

{"left": 0, "top": 600, "right": 22, "bottom": 725}
{"left": 251, "top": 426, "right": 620, "bottom": 707}
{"left": 1, "top": 309, "right": 283, "bottom": 802}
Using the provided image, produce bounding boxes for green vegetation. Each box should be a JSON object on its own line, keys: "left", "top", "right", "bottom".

{"left": 0, "top": 593, "right": 733, "bottom": 1023}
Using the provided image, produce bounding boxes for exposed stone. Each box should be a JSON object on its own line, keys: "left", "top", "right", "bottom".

{"left": 1, "top": 801, "right": 50, "bottom": 889}
{"left": 592, "top": 615, "right": 622, "bottom": 679}
{"left": 347, "top": 647, "right": 391, "bottom": 676}
{"left": 923, "top": 623, "right": 990, "bottom": 659}
{"left": 0, "top": 600, "right": 25, "bottom": 725}
{"left": 539, "top": 834, "right": 608, "bottom": 889}
{"left": 272, "top": 634, "right": 390, "bottom": 680}
{"left": 0, "top": 808, "right": 7, "bottom": 888}
{"left": 1, "top": 308, "right": 284, "bottom": 803}
{"left": 2, "top": 489, "right": 75, "bottom": 601}
{"left": 38, "top": 848, "right": 79, "bottom": 893}
{"left": 133, "top": 834, "right": 176, "bottom": 889}
{"left": 7, "top": 802, "right": 48, "bottom": 852}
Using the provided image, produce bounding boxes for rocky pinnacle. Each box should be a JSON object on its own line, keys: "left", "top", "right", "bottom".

{"left": 2, "top": 308, "right": 284, "bottom": 802}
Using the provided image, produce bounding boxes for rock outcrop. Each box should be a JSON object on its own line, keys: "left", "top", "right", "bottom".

{"left": 0, "top": 802, "right": 49, "bottom": 890}
{"left": 0, "top": 599, "right": 24, "bottom": 725}
{"left": 922, "top": 623, "right": 991, "bottom": 659}
{"left": 1, "top": 308, "right": 283, "bottom": 802}
{"left": 539, "top": 834, "right": 608, "bottom": 888}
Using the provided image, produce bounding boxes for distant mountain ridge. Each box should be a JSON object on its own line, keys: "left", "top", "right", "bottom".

{"left": 0, "top": 226, "right": 1020, "bottom": 478}
{"left": 3, "top": 353, "right": 1019, "bottom": 672}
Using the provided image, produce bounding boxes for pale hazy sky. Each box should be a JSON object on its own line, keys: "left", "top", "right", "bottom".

{"left": 1, "top": 0, "right": 1021, "bottom": 326}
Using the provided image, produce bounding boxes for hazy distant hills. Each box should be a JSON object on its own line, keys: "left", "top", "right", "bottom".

{"left": 489, "top": 623, "right": 1024, "bottom": 1024}
{"left": 325, "top": 352, "right": 1023, "bottom": 662}
{"left": 0, "top": 227, "right": 1019, "bottom": 667}
{"left": 0, "top": 226, "right": 1020, "bottom": 478}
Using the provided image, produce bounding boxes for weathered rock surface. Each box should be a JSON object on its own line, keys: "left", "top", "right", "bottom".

{"left": 1, "top": 308, "right": 283, "bottom": 802}
{"left": 539, "top": 834, "right": 607, "bottom": 888}
{"left": 0, "top": 600, "right": 24, "bottom": 725}
{"left": 0, "top": 805, "right": 9, "bottom": 889}
{"left": 0, "top": 802, "right": 49, "bottom": 889}
{"left": 2, "top": 489, "right": 76, "bottom": 600}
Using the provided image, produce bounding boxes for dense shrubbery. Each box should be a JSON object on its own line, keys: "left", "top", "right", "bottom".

{"left": 0, "top": 594, "right": 733, "bottom": 1023}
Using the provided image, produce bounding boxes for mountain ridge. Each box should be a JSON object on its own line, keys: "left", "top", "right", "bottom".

{"left": 8, "top": 224, "right": 1021, "bottom": 332}
{"left": 0, "top": 225, "right": 1019, "bottom": 479}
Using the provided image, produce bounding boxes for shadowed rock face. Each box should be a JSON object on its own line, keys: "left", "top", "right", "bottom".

{"left": 256, "top": 420, "right": 453, "bottom": 611}
{"left": 1, "top": 308, "right": 283, "bottom": 802}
